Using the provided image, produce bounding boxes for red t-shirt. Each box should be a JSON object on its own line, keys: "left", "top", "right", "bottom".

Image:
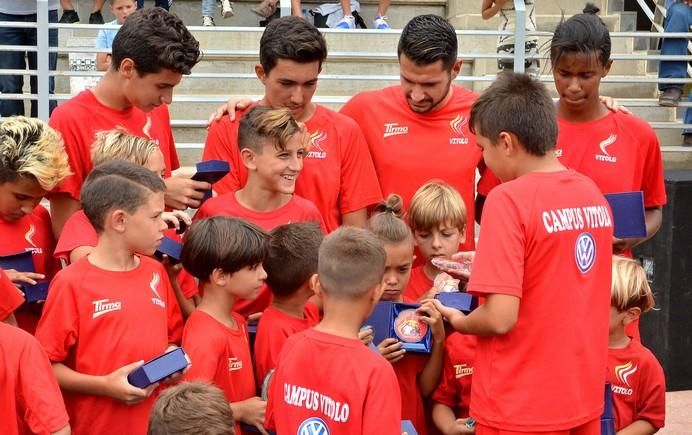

{"left": 340, "top": 85, "right": 500, "bottom": 252}
{"left": 0, "top": 269, "right": 23, "bottom": 322}
{"left": 49, "top": 90, "right": 180, "bottom": 200}
{"left": 607, "top": 339, "right": 666, "bottom": 430}
{"left": 203, "top": 104, "right": 382, "bottom": 232}
{"left": 253, "top": 302, "right": 320, "bottom": 385}
{"left": 391, "top": 353, "right": 428, "bottom": 435}
{"left": 432, "top": 332, "right": 477, "bottom": 419}
{"left": 35, "top": 256, "right": 184, "bottom": 435}
{"left": 194, "top": 192, "right": 325, "bottom": 317}
{"left": 467, "top": 170, "right": 613, "bottom": 431}
{"left": 0, "top": 206, "right": 58, "bottom": 333}
{"left": 266, "top": 328, "right": 401, "bottom": 434}
{"left": 182, "top": 310, "right": 256, "bottom": 435}
{"left": 0, "top": 322, "right": 69, "bottom": 435}
{"left": 405, "top": 266, "right": 433, "bottom": 302}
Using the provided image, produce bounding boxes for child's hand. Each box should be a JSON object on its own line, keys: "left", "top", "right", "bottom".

{"left": 233, "top": 397, "right": 268, "bottom": 434}
{"left": 103, "top": 360, "right": 158, "bottom": 405}
{"left": 600, "top": 95, "right": 631, "bottom": 114}
{"left": 428, "top": 299, "right": 466, "bottom": 328}
{"left": 160, "top": 256, "right": 182, "bottom": 280}
{"left": 162, "top": 210, "right": 191, "bottom": 234}
{"left": 417, "top": 300, "right": 445, "bottom": 342}
{"left": 4, "top": 269, "right": 44, "bottom": 287}
{"left": 248, "top": 312, "right": 263, "bottom": 322}
{"left": 158, "top": 345, "right": 191, "bottom": 384}
{"left": 207, "top": 97, "right": 255, "bottom": 125}
{"left": 419, "top": 285, "right": 442, "bottom": 301}
{"left": 377, "top": 338, "right": 406, "bottom": 363}
{"left": 358, "top": 326, "right": 374, "bottom": 346}
{"left": 164, "top": 174, "right": 210, "bottom": 210}
{"left": 444, "top": 417, "right": 476, "bottom": 434}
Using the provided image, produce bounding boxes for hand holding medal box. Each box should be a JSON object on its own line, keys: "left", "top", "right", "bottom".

{"left": 364, "top": 301, "right": 432, "bottom": 354}
{"left": 192, "top": 160, "right": 231, "bottom": 204}
{"left": 154, "top": 236, "right": 183, "bottom": 265}
{"left": 0, "top": 251, "right": 50, "bottom": 303}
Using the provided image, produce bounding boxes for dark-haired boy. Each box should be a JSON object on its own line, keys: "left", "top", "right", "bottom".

{"left": 181, "top": 217, "right": 269, "bottom": 435}
{"left": 35, "top": 160, "right": 184, "bottom": 435}
{"left": 48, "top": 7, "right": 206, "bottom": 237}
{"left": 340, "top": 14, "right": 498, "bottom": 250}
{"left": 431, "top": 73, "right": 613, "bottom": 434}
{"left": 196, "top": 106, "right": 325, "bottom": 318}
{"left": 205, "top": 16, "right": 381, "bottom": 232}
{"left": 265, "top": 227, "right": 401, "bottom": 434}
{"left": 253, "top": 222, "right": 323, "bottom": 385}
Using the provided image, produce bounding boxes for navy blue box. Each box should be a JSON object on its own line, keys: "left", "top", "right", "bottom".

{"left": 435, "top": 292, "right": 478, "bottom": 314}
{"left": 364, "top": 301, "right": 431, "bottom": 354}
{"left": 154, "top": 237, "right": 183, "bottom": 265}
{"left": 192, "top": 160, "right": 230, "bottom": 204}
{"left": 604, "top": 191, "right": 647, "bottom": 239}
{"left": 0, "top": 251, "right": 49, "bottom": 303}
{"left": 401, "top": 420, "right": 418, "bottom": 435}
{"left": 127, "top": 347, "right": 190, "bottom": 388}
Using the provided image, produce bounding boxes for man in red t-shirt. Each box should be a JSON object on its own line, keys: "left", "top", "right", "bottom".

{"left": 0, "top": 117, "right": 71, "bottom": 333}
{"left": 35, "top": 161, "right": 184, "bottom": 435}
{"left": 205, "top": 17, "right": 381, "bottom": 232}
{"left": 48, "top": 8, "right": 207, "bottom": 237}
{"left": 433, "top": 74, "right": 613, "bottom": 434}
{"left": 195, "top": 106, "right": 325, "bottom": 318}
{"left": 0, "top": 322, "right": 70, "bottom": 435}
{"left": 340, "top": 15, "right": 499, "bottom": 252}
{"left": 265, "top": 228, "right": 401, "bottom": 434}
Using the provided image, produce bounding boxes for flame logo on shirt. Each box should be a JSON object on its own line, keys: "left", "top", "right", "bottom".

{"left": 150, "top": 272, "right": 162, "bottom": 299}
{"left": 24, "top": 224, "right": 37, "bottom": 248}
{"left": 309, "top": 131, "right": 327, "bottom": 152}
{"left": 599, "top": 133, "right": 617, "bottom": 156}
{"left": 450, "top": 114, "right": 468, "bottom": 136}
{"left": 615, "top": 361, "right": 637, "bottom": 387}
{"left": 142, "top": 115, "right": 153, "bottom": 140}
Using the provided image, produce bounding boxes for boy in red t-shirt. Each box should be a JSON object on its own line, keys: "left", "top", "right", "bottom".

{"left": 432, "top": 73, "right": 614, "bottom": 434}
{"left": 254, "top": 222, "right": 323, "bottom": 385}
{"left": 406, "top": 181, "right": 468, "bottom": 303}
{"left": 0, "top": 117, "right": 71, "bottom": 333}
{"left": 366, "top": 194, "right": 446, "bottom": 435}
{"left": 180, "top": 217, "right": 269, "bottom": 435}
{"left": 205, "top": 17, "right": 382, "bottom": 232}
{"left": 35, "top": 161, "right": 184, "bottom": 435}
{"left": 265, "top": 227, "right": 401, "bottom": 434}
{"left": 48, "top": 7, "right": 206, "bottom": 237}
{"left": 0, "top": 322, "right": 70, "bottom": 435}
{"left": 607, "top": 256, "right": 665, "bottom": 433}
{"left": 196, "top": 106, "right": 325, "bottom": 318}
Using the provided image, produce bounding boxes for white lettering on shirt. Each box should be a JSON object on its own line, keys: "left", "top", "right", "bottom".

{"left": 383, "top": 123, "right": 409, "bottom": 138}
{"left": 92, "top": 299, "right": 122, "bottom": 318}
{"left": 542, "top": 205, "right": 612, "bottom": 234}
{"left": 283, "top": 383, "right": 350, "bottom": 423}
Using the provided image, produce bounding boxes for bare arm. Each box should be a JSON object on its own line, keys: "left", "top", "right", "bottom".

{"left": 481, "top": 0, "right": 507, "bottom": 19}
{"left": 95, "top": 53, "right": 110, "bottom": 72}
{"left": 49, "top": 194, "right": 81, "bottom": 239}
{"left": 52, "top": 425, "right": 71, "bottom": 435}
{"left": 616, "top": 419, "right": 658, "bottom": 435}
{"left": 417, "top": 301, "right": 445, "bottom": 396}
{"left": 432, "top": 293, "right": 520, "bottom": 336}
{"left": 432, "top": 402, "right": 474, "bottom": 435}
{"left": 341, "top": 208, "right": 368, "bottom": 228}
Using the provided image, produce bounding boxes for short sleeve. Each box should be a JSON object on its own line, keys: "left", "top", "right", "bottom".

{"left": 363, "top": 361, "right": 401, "bottom": 434}
{"left": 182, "top": 319, "right": 222, "bottom": 382}
{"left": 468, "top": 188, "right": 525, "bottom": 298}
{"left": 163, "top": 274, "right": 184, "bottom": 345}
{"left": 95, "top": 29, "right": 109, "bottom": 49}
{"left": 34, "top": 276, "right": 80, "bottom": 362}
{"left": 0, "top": 269, "right": 23, "bottom": 321}
{"left": 54, "top": 212, "right": 98, "bottom": 262}
{"left": 640, "top": 129, "right": 666, "bottom": 208}
{"left": 338, "top": 120, "right": 382, "bottom": 214}
{"left": 49, "top": 109, "right": 89, "bottom": 200}
{"left": 17, "top": 332, "right": 70, "bottom": 433}
{"left": 636, "top": 353, "right": 666, "bottom": 428}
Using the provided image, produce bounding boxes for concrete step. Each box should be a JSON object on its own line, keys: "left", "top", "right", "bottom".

{"left": 450, "top": 12, "right": 623, "bottom": 33}
{"left": 448, "top": 0, "right": 612, "bottom": 17}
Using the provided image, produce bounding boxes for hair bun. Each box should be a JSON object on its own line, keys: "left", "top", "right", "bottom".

{"left": 583, "top": 2, "right": 600, "bottom": 15}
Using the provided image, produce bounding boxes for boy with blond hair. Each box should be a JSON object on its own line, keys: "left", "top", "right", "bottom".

{"left": 35, "top": 160, "right": 184, "bottom": 435}
{"left": 196, "top": 106, "right": 325, "bottom": 318}
{"left": 0, "top": 116, "right": 71, "bottom": 332}
{"left": 265, "top": 227, "right": 401, "bottom": 434}
{"left": 406, "top": 181, "right": 467, "bottom": 302}
{"left": 181, "top": 217, "right": 269, "bottom": 435}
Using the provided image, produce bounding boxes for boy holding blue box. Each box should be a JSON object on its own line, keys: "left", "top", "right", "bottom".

{"left": 35, "top": 161, "right": 184, "bottom": 435}
{"left": 432, "top": 73, "right": 613, "bottom": 434}
{"left": 181, "top": 217, "right": 269, "bottom": 435}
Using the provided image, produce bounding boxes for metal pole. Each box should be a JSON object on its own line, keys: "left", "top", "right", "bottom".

{"left": 513, "top": 0, "right": 526, "bottom": 73}
{"left": 280, "top": 0, "right": 291, "bottom": 17}
{"left": 37, "top": 0, "right": 50, "bottom": 121}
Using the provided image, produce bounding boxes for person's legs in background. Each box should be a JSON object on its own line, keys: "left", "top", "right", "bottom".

{"left": 0, "top": 12, "right": 30, "bottom": 117}
{"left": 26, "top": 10, "right": 59, "bottom": 117}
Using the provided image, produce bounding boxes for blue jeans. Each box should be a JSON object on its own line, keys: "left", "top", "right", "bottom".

{"left": 137, "top": 1, "right": 170, "bottom": 10}
{"left": 658, "top": 1, "right": 691, "bottom": 133}
{"left": 0, "top": 10, "right": 58, "bottom": 117}
{"left": 202, "top": 0, "right": 216, "bottom": 17}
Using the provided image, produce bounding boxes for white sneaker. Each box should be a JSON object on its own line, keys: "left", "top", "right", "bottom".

{"left": 373, "top": 16, "right": 390, "bottom": 30}
{"left": 203, "top": 15, "right": 215, "bottom": 26}
{"left": 335, "top": 15, "right": 355, "bottom": 29}
{"left": 221, "top": 0, "right": 234, "bottom": 18}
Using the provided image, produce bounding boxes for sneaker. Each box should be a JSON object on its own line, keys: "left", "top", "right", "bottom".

{"left": 251, "top": 0, "right": 276, "bottom": 18}
{"left": 89, "top": 11, "right": 104, "bottom": 24}
{"left": 59, "top": 9, "right": 79, "bottom": 24}
{"left": 221, "top": 0, "right": 234, "bottom": 18}
{"left": 373, "top": 15, "right": 390, "bottom": 30}
{"left": 684, "top": 133, "right": 692, "bottom": 147}
{"left": 659, "top": 87, "right": 683, "bottom": 107}
{"left": 203, "top": 15, "right": 215, "bottom": 26}
{"left": 335, "top": 15, "right": 355, "bottom": 29}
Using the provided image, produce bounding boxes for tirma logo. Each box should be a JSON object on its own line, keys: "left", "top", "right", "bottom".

{"left": 92, "top": 299, "right": 122, "bottom": 318}
{"left": 574, "top": 232, "right": 596, "bottom": 274}
{"left": 298, "top": 417, "right": 329, "bottom": 435}
{"left": 383, "top": 123, "right": 409, "bottom": 138}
